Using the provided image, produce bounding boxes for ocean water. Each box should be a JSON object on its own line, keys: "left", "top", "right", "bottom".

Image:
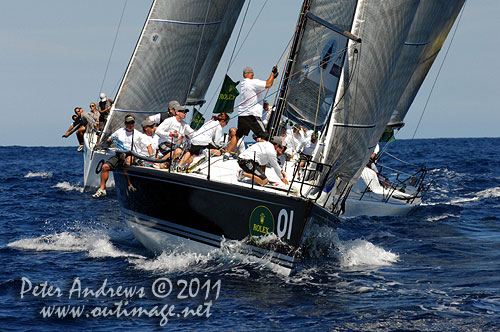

{"left": 1, "top": 138, "right": 499, "bottom": 331}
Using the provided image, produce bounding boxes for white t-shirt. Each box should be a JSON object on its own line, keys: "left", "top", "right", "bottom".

{"left": 111, "top": 128, "right": 142, "bottom": 152}
{"left": 155, "top": 117, "right": 194, "bottom": 145}
{"left": 299, "top": 139, "right": 317, "bottom": 156}
{"left": 191, "top": 121, "right": 223, "bottom": 146}
{"left": 239, "top": 78, "right": 267, "bottom": 118}
{"left": 148, "top": 113, "right": 161, "bottom": 124}
{"left": 134, "top": 133, "right": 154, "bottom": 157}
{"left": 239, "top": 141, "right": 283, "bottom": 179}
{"left": 284, "top": 129, "right": 305, "bottom": 154}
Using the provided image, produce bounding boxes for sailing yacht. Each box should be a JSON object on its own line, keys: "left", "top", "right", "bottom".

{"left": 86, "top": 0, "right": 465, "bottom": 274}
{"left": 341, "top": 0, "right": 465, "bottom": 217}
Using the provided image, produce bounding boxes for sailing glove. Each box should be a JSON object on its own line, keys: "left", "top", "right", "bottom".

{"left": 272, "top": 66, "right": 278, "bottom": 78}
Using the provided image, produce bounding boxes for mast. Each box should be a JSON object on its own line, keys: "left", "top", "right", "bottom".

{"left": 269, "top": 0, "right": 311, "bottom": 137}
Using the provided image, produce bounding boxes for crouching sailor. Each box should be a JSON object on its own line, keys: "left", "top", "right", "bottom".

{"left": 237, "top": 136, "right": 289, "bottom": 186}
{"left": 92, "top": 114, "right": 142, "bottom": 198}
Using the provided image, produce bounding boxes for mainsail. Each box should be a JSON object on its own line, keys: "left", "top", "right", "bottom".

{"left": 320, "top": 0, "right": 420, "bottom": 193}
{"left": 103, "top": 0, "right": 244, "bottom": 137}
{"left": 387, "top": 0, "right": 465, "bottom": 128}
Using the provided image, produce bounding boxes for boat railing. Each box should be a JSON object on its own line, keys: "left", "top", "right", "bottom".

{"left": 375, "top": 164, "right": 430, "bottom": 203}
{"left": 288, "top": 159, "right": 333, "bottom": 201}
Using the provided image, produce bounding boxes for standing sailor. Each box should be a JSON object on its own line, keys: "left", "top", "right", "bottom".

{"left": 98, "top": 92, "right": 114, "bottom": 131}
{"left": 224, "top": 66, "right": 278, "bottom": 159}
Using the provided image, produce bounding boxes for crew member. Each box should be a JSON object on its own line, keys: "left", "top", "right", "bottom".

{"left": 237, "top": 136, "right": 289, "bottom": 186}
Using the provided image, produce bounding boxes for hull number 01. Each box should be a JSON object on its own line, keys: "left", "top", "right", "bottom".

{"left": 277, "top": 209, "right": 294, "bottom": 240}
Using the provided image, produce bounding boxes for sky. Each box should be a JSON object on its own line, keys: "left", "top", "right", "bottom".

{"left": 0, "top": 0, "right": 498, "bottom": 147}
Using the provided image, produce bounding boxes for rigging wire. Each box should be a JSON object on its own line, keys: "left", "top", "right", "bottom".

{"left": 200, "top": 0, "right": 251, "bottom": 117}
{"left": 228, "top": 0, "right": 269, "bottom": 69}
{"left": 99, "top": 0, "right": 128, "bottom": 98}
{"left": 410, "top": 1, "right": 467, "bottom": 142}
{"left": 225, "top": 0, "right": 251, "bottom": 74}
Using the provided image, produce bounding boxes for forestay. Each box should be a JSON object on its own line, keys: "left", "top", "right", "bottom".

{"left": 103, "top": 0, "right": 244, "bottom": 137}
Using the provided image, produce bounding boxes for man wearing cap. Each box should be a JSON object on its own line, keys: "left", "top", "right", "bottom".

{"left": 92, "top": 114, "right": 141, "bottom": 198}
{"left": 236, "top": 136, "right": 289, "bottom": 187}
{"left": 62, "top": 107, "right": 94, "bottom": 151}
{"left": 155, "top": 103, "right": 194, "bottom": 162}
{"left": 298, "top": 131, "right": 319, "bottom": 170}
{"left": 284, "top": 123, "right": 305, "bottom": 157}
{"left": 224, "top": 66, "right": 278, "bottom": 159}
{"left": 261, "top": 100, "right": 274, "bottom": 128}
{"left": 98, "top": 92, "right": 114, "bottom": 131}
{"left": 146, "top": 100, "right": 180, "bottom": 126}
{"left": 133, "top": 119, "right": 155, "bottom": 159}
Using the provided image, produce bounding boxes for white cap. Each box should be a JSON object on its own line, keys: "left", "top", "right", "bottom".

{"left": 99, "top": 93, "right": 107, "bottom": 102}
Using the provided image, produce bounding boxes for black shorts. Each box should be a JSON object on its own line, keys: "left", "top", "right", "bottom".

{"left": 188, "top": 143, "right": 218, "bottom": 156}
{"left": 236, "top": 116, "right": 268, "bottom": 140}
{"left": 158, "top": 142, "right": 174, "bottom": 155}
{"left": 237, "top": 159, "right": 267, "bottom": 181}
{"left": 299, "top": 153, "right": 312, "bottom": 163}
{"left": 105, "top": 154, "right": 125, "bottom": 171}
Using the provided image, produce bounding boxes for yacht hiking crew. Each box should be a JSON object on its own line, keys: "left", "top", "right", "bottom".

{"left": 98, "top": 92, "right": 114, "bottom": 132}
{"left": 154, "top": 103, "right": 194, "bottom": 164}
{"left": 62, "top": 107, "right": 94, "bottom": 151}
{"left": 146, "top": 100, "right": 180, "bottom": 126}
{"left": 224, "top": 66, "right": 278, "bottom": 160}
{"left": 178, "top": 113, "right": 230, "bottom": 169}
{"left": 92, "top": 114, "right": 146, "bottom": 198}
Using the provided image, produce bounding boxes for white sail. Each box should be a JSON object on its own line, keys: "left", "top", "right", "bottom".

{"left": 388, "top": 0, "right": 465, "bottom": 127}
{"left": 320, "top": 0, "right": 420, "bottom": 193}
{"left": 103, "top": 0, "right": 244, "bottom": 137}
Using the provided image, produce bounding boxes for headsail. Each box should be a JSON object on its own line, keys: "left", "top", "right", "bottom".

{"left": 320, "top": 0, "right": 420, "bottom": 192}
{"left": 277, "top": 0, "right": 359, "bottom": 132}
{"left": 103, "top": 0, "right": 244, "bottom": 137}
{"left": 387, "top": 0, "right": 465, "bottom": 128}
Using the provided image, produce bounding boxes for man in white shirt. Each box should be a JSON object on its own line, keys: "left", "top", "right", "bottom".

{"left": 92, "top": 114, "right": 143, "bottom": 198}
{"left": 284, "top": 124, "right": 305, "bottom": 157}
{"left": 155, "top": 104, "right": 194, "bottom": 162}
{"left": 224, "top": 66, "right": 278, "bottom": 159}
{"left": 237, "top": 136, "right": 289, "bottom": 186}
{"left": 178, "top": 113, "right": 229, "bottom": 168}
{"left": 298, "top": 130, "right": 319, "bottom": 169}
{"left": 146, "top": 100, "right": 179, "bottom": 126}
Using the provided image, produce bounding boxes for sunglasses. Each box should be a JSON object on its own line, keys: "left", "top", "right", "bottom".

{"left": 125, "top": 121, "right": 135, "bottom": 125}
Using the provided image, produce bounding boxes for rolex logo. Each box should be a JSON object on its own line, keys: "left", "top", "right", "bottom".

{"left": 260, "top": 213, "right": 265, "bottom": 224}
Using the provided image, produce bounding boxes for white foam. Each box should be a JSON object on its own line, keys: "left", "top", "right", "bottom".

{"left": 477, "top": 187, "right": 500, "bottom": 199}
{"left": 53, "top": 181, "right": 84, "bottom": 192}
{"left": 334, "top": 238, "right": 399, "bottom": 268}
{"left": 449, "top": 186, "right": 500, "bottom": 205}
{"left": 7, "top": 232, "right": 142, "bottom": 259}
{"left": 24, "top": 171, "right": 53, "bottom": 178}
{"left": 426, "top": 214, "right": 460, "bottom": 222}
{"left": 129, "top": 251, "right": 211, "bottom": 273}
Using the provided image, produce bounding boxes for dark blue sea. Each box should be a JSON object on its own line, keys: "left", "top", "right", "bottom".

{"left": 1, "top": 138, "right": 499, "bottom": 331}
